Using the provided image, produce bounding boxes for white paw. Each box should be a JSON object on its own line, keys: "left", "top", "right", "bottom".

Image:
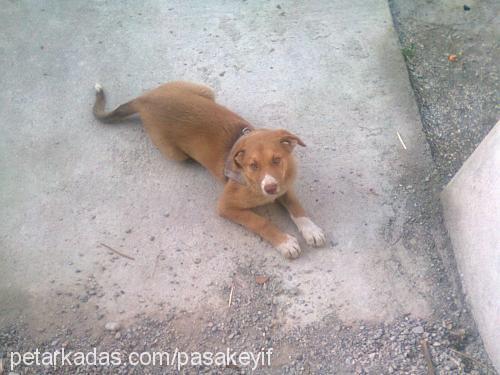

{"left": 95, "top": 83, "right": 103, "bottom": 92}
{"left": 292, "top": 217, "right": 326, "bottom": 247}
{"left": 276, "top": 235, "right": 302, "bottom": 259}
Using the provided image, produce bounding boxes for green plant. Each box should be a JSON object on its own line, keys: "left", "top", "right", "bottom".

{"left": 401, "top": 43, "right": 416, "bottom": 60}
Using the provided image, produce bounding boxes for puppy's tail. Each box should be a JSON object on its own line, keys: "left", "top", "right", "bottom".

{"left": 93, "top": 83, "right": 138, "bottom": 123}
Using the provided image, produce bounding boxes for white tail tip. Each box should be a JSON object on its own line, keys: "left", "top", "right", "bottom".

{"left": 95, "top": 83, "right": 103, "bottom": 92}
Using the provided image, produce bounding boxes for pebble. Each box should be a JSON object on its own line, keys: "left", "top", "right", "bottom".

{"left": 373, "top": 329, "right": 384, "bottom": 339}
{"left": 412, "top": 326, "right": 424, "bottom": 334}
{"left": 105, "top": 322, "right": 121, "bottom": 331}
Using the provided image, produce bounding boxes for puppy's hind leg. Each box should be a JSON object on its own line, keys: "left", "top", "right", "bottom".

{"left": 156, "top": 140, "right": 189, "bottom": 161}
{"left": 142, "top": 121, "right": 189, "bottom": 161}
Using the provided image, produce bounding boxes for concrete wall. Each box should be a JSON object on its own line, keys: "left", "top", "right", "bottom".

{"left": 441, "top": 121, "right": 500, "bottom": 371}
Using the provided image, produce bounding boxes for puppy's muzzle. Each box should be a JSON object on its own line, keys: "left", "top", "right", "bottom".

{"left": 261, "top": 174, "right": 279, "bottom": 195}
{"left": 264, "top": 183, "right": 278, "bottom": 195}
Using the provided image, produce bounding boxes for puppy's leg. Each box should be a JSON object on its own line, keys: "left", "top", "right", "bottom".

{"left": 141, "top": 118, "right": 189, "bottom": 161}
{"left": 218, "top": 205, "right": 301, "bottom": 259}
{"left": 153, "top": 138, "right": 189, "bottom": 161}
{"left": 278, "top": 189, "right": 326, "bottom": 247}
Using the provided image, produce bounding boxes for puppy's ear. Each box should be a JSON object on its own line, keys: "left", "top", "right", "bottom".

{"left": 233, "top": 149, "right": 245, "bottom": 168}
{"left": 277, "top": 130, "right": 306, "bottom": 152}
{"left": 224, "top": 147, "right": 246, "bottom": 185}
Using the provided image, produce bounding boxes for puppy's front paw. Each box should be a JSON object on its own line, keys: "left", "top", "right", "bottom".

{"left": 276, "top": 235, "right": 302, "bottom": 259}
{"left": 293, "top": 217, "right": 326, "bottom": 247}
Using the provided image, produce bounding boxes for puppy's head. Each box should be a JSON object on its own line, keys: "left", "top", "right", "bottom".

{"left": 229, "top": 129, "right": 305, "bottom": 196}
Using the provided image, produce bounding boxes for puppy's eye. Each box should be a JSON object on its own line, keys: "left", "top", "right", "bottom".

{"left": 272, "top": 157, "right": 281, "bottom": 165}
{"left": 250, "top": 162, "right": 259, "bottom": 171}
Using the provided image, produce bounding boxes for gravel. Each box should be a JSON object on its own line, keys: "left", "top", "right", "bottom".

{"left": 0, "top": 262, "right": 496, "bottom": 374}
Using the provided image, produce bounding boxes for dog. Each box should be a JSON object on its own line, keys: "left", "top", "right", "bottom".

{"left": 93, "top": 81, "right": 326, "bottom": 258}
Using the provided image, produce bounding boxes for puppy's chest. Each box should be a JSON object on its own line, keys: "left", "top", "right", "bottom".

{"left": 247, "top": 190, "right": 286, "bottom": 208}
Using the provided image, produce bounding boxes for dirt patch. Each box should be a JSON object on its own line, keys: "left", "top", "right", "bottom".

{"left": 1, "top": 258, "right": 497, "bottom": 374}
{"left": 389, "top": 0, "right": 499, "bottom": 183}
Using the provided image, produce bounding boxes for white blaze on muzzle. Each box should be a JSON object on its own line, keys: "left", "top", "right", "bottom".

{"left": 261, "top": 174, "right": 279, "bottom": 195}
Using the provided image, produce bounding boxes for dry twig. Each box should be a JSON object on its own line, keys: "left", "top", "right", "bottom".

{"left": 99, "top": 242, "right": 135, "bottom": 261}
{"left": 420, "top": 340, "right": 435, "bottom": 375}
{"left": 449, "top": 348, "right": 494, "bottom": 373}
{"left": 397, "top": 131, "right": 407, "bottom": 150}
{"left": 228, "top": 285, "right": 234, "bottom": 308}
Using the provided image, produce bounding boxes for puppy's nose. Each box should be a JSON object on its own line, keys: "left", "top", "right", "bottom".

{"left": 264, "top": 183, "right": 278, "bottom": 195}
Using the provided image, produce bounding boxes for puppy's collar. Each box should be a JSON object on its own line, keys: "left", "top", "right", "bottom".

{"left": 241, "top": 127, "right": 252, "bottom": 136}
{"left": 223, "top": 127, "right": 252, "bottom": 185}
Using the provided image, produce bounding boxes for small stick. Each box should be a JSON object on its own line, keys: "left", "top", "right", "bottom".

{"left": 99, "top": 242, "right": 135, "bottom": 261}
{"left": 228, "top": 285, "right": 234, "bottom": 308}
{"left": 449, "top": 348, "right": 494, "bottom": 372}
{"left": 397, "top": 131, "right": 407, "bottom": 150}
{"left": 151, "top": 253, "right": 161, "bottom": 278}
{"left": 421, "top": 340, "right": 435, "bottom": 375}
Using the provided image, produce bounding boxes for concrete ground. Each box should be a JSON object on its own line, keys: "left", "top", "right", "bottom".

{"left": 0, "top": 1, "right": 495, "bottom": 374}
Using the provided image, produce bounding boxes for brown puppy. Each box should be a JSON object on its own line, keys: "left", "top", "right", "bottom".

{"left": 93, "top": 81, "right": 326, "bottom": 258}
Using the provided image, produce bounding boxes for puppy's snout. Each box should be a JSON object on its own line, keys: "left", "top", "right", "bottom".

{"left": 264, "top": 183, "right": 278, "bottom": 195}
{"left": 261, "top": 174, "right": 279, "bottom": 195}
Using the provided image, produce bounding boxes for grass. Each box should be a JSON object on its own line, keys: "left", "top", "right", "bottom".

{"left": 401, "top": 43, "right": 416, "bottom": 60}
